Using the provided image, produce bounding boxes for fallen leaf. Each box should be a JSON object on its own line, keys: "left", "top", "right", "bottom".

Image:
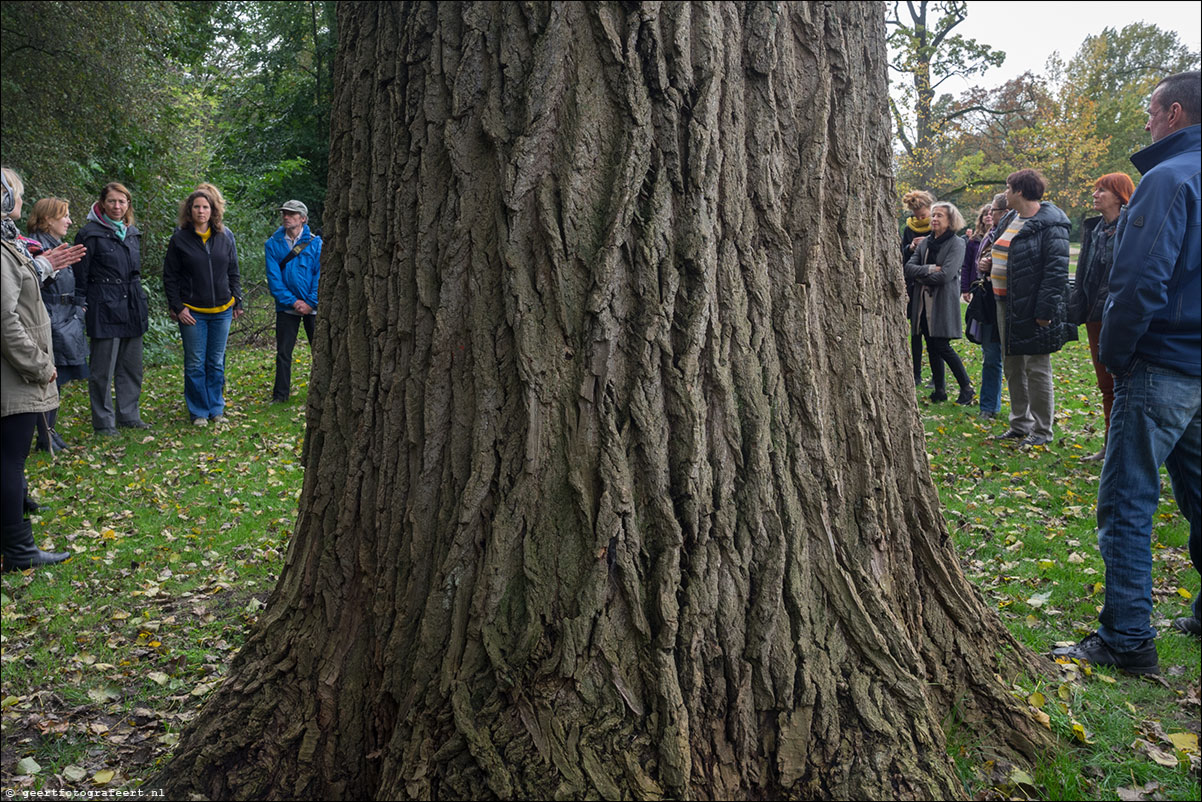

{"left": 92, "top": 769, "right": 115, "bottom": 785}
{"left": 1028, "top": 691, "right": 1046, "bottom": 708}
{"left": 1072, "top": 721, "right": 1093, "bottom": 743}
{"left": 1167, "top": 731, "right": 1199, "bottom": 753}
{"left": 148, "top": 671, "right": 170, "bottom": 686}
{"left": 1177, "top": 587, "right": 1193, "bottom": 600}
{"left": 15, "top": 756, "right": 42, "bottom": 775}
{"left": 62, "top": 765, "right": 88, "bottom": 782}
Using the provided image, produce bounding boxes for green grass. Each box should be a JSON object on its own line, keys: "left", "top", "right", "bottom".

{"left": 2, "top": 333, "right": 1198, "bottom": 800}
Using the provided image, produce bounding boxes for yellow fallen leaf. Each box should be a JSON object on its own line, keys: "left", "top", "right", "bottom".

{"left": 1072, "top": 721, "right": 1093, "bottom": 743}
{"left": 1028, "top": 691, "right": 1046, "bottom": 708}
{"left": 1177, "top": 587, "right": 1193, "bottom": 600}
{"left": 1095, "top": 673, "right": 1116, "bottom": 684}
{"left": 93, "top": 769, "right": 115, "bottom": 785}
{"left": 1057, "top": 684, "right": 1072, "bottom": 701}
{"left": 1167, "top": 732, "right": 1199, "bottom": 753}
{"left": 1031, "top": 708, "right": 1051, "bottom": 729}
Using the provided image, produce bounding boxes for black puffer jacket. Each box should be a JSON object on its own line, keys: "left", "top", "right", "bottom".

{"left": 31, "top": 232, "right": 87, "bottom": 367}
{"left": 73, "top": 205, "right": 148, "bottom": 340}
{"left": 997, "top": 203, "right": 1076, "bottom": 356}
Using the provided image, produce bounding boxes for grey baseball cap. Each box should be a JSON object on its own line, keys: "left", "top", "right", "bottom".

{"left": 279, "top": 200, "right": 308, "bottom": 216}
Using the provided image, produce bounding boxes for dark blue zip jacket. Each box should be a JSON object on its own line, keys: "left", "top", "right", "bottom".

{"left": 1102, "top": 125, "right": 1202, "bottom": 376}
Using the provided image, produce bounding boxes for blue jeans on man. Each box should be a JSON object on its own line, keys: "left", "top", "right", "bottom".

{"left": 978, "top": 323, "right": 1003, "bottom": 416}
{"left": 179, "top": 309, "right": 232, "bottom": 421}
{"left": 1096, "top": 360, "right": 1201, "bottom": 652}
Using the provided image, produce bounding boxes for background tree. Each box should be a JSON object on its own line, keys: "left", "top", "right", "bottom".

{"left": 887, "top": 0, "right": 1005, "bottom": 192}
{"left": 1062, "top": 23, "right": 1199, "bottom": 177}
{"left": 154, "top": 3, "right": 1048, "bottom": 799}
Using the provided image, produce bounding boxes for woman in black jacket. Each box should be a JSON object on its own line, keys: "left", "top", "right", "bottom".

{"left": 162, "top": 186, "right": 243, "bottom": 426}
{"left": 74, "top": 182, "right": 149, "bottom": 436}
{"left": 27, "top": 197, "right": 86, "bottom": 451}
{"left": 1067, "top": 172, "right": 1134, "bottom": 462}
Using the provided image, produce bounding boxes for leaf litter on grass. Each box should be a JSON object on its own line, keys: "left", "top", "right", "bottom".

{"left": 1, "top": 345, "right": 307, "bottom": 795}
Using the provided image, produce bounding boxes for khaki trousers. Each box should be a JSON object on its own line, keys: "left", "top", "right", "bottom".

{"left": 996, "top": 299, "right": 1055, "bottom": 440}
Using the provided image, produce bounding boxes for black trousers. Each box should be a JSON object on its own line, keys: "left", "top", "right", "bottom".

{"left": 2, "top": 413, "right": 36, "bottom": 527}
{"left": 273, "top": 311, "right": 315, "bottom": 401}
{"left": 918, "top": 320, "right": 969, "bottom": 394}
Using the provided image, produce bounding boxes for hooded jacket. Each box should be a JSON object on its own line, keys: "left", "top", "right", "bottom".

{"left": 1102, "top": 124, "right": 1201, "bottom": 376}
{"left": 994, "top": 203, "right": 1075, "bottom": 356}
{"left": 73, "top": 204, "right": 148, "bottom": 339}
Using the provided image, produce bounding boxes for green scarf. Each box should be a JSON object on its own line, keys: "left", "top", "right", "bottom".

{"left": 104, "top": 213, "right": 127, "bottom": 241}
{"left": 905, "top": 216, "right": 931, "bottom": 235}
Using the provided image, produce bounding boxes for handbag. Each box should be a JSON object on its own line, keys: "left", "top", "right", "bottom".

{"left": 964, "top": 278, "right": 996, "bottom": 344}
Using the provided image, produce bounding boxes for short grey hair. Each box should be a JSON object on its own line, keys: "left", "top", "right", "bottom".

{"left": 1154, "top": 70, "right": 1201, "bottom": 125}
{"left": 930, "top": 201, "right": 965, "bottom": 232}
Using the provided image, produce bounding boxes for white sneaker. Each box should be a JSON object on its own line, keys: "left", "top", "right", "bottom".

{"left": 192, "top": 417, "right": 209, "bottom": 427}
{"left": 211, "top": 415, "right": 226, "bottom": 425}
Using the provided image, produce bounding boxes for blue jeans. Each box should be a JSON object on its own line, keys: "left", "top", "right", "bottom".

{"left": 978, "top": 324, "right": 1003, "bottom": 415}
{"left": 178, "top": 309, "right": 232, "bottom": 420}
{"left": 1097, "top": 360, "right": 1201, "bottom": 650}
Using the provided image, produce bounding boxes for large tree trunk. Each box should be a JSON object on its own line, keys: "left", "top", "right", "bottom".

{"left": 157, "top": 3, "right": 1049, "bottom": 799}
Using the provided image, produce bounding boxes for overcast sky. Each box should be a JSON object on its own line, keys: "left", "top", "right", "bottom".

{"left": 919, "top": 0, "right": 1202, "bottom": 95}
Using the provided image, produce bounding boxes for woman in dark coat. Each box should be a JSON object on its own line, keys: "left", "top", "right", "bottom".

{"left": 27, "top": 197, "right": 87, "bottom": 451}
{"left": 1067, "top": 172, "right": 1135, "bottom": 462}
{"left": 904, "top": 201, "right": 975, "bottom": 405}
{"left": 988, "top": 169, "right": 1074, "bottom": 447}
{"left": 74, "top": 182, "right": 149, "bottom": 436}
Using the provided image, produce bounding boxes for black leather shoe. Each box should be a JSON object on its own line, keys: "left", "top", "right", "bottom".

{"left": 955, "top": 386, "right": 975, "bottom": 406}
{"left": 1050, "top": 632, "right": 1159, "bottom": 676}
{"left": 1172, "top": 616, "right": 1201, "bottom": 637}
{"left": 929, "top": 389, "right": 948, "bottom": 402}
{"left": 117, "top": 420, "right": 152, "bottom": 430}
{"left": 1, "top": 521, "right": 70, "bottom": 573}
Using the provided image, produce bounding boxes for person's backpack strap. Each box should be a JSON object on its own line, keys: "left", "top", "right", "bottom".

{"left": 279, "top": 237, "right": 311, "bottom": 268}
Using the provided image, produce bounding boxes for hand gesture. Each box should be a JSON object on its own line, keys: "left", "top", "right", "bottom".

{"left": 178, "top": 308, "right": 197, "bottom": 326}
{"left": 44, "top": 244, "right": 87, "bottom": 271}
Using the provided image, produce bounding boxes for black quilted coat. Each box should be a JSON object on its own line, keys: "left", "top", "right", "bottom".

{"left": 997, "top": 203, "right": 1077, "bottom": 356}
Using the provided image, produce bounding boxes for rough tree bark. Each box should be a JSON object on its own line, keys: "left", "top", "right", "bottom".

{"left": 156, "top": 3, "right": 1051, "bottom": 799}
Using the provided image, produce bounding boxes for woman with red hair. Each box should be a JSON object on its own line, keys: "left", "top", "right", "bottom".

{"left": 1068, "top": 172, "right": 1136, "bottom": 461}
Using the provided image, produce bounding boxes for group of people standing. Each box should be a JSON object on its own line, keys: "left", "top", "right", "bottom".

{"left": 1, "top": 168, "right": 322, "bottom": 572}
{"left": 901, "top": 169, "right": 1079, "bottom": 449}
{"left": 902, "top": 71, "right": 1200, "bottom": 674}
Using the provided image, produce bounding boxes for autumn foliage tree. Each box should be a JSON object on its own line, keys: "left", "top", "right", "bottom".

{"left": 154, "top": 3, "right": 1050, "bottom": 799}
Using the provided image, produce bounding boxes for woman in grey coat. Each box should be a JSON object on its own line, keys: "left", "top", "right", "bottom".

{"left": 904, "top": 201, "right": 975, "bottom": 404}
{"left": 27, "top": 197, "right": 87, "bottom": 451}
{"left": 1, "top": 167, "right": 75, "bottom": 571}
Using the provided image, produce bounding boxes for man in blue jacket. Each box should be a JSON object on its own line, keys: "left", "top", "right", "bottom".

{"left": 1054, "top": 71, "right": 1202, "bottom": 674}
{"left": 265, "top": 200, "right": 322, "bottom": 403}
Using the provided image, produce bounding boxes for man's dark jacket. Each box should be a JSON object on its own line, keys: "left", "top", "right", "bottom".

{"left": 1102, "top": 124, "right": 1201, "bottom": 376}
